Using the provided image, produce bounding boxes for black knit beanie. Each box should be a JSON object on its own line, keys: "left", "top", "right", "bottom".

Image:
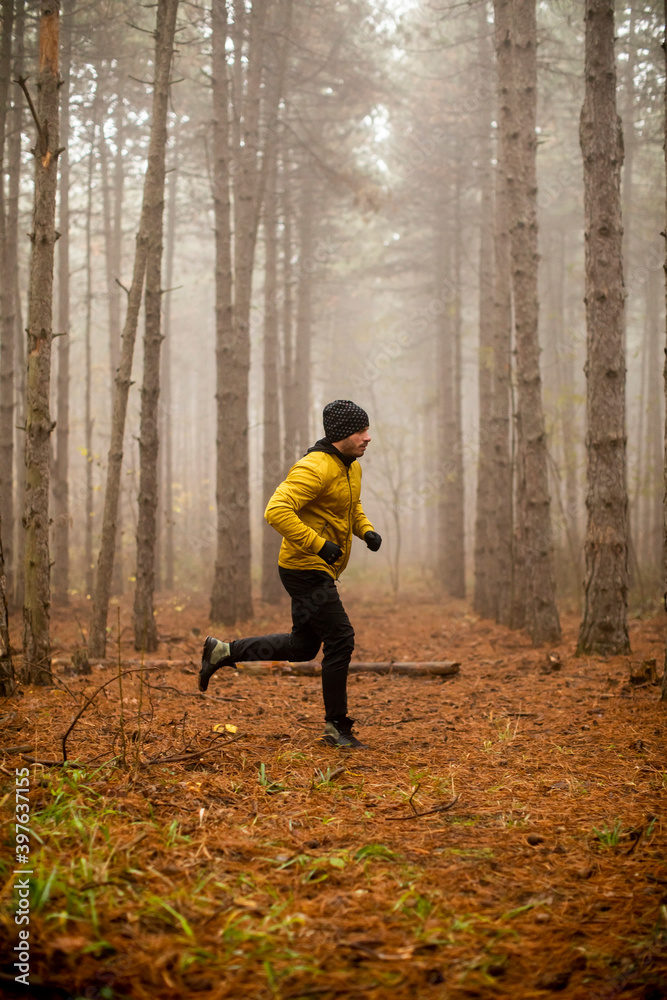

{"left": 323, "top": 400, "right": 369, "bottom": 442}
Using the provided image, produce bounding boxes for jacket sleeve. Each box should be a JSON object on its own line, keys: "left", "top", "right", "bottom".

{"left": 264, "top": 461, "right": 327, "bottom": 554}
{"left": 352, "top": 499, "right": 375, "bottom": 540}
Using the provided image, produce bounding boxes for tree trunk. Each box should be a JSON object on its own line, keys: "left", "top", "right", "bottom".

{"left": 99, "top": 73, "right": 125, "bottom": 596}
{"left": 260, "top": 1, "right": 291, "bottom": 597}
{"left": 663, "top": 0, "right": 667, "bottom": 702}
{"left": 0, "top": 508, "right": 12, "bottom": 696}
{"left": 7, "top": 0, "right": 24, "bottom": 611}
{"left": 577, "top": 0, "right": 629, "bottom": 656}
{"left": 473, "top": 6, "right": 496, "bottom": 618}
{"left": 640, "top": 270, "right": 662, "bottom": 591}
{"left": 210, "top": 0, "right": 266, "bottom": 625}
{"left": 51, "top": 0, "right": 72, "bottom": 605}
{"left": 282, "top": 156, "right": 297, "bottom": 468}
{"left": 210, "top": 0, "right": 235, "bottom": 624}
{"left": 553, "top": 229, "right": 582, "bottom": 601}
{"left": 21, "top": 0, "right": 62, "bottom": 686}
{"left": 444, "top": 165, "right": 465, "bottom": 599}
{"left": 261, "top": 132, "right": 284, "bottom": 604}
{"left": 133, "top": 0, "right": 179, "bottom": 652}
{"left": 497, "top": 0, "right": 560, "bottom": 645}
{"left": 231, "top": 0, "right": 265, "bottom": 619}
{"left": 294, "top": 164, "right": 315, "bottom": 455}
{"left": 83, "top": 113, "right": 96, "bottom": 598}
{"left": 160, "top": 158, "right": 177, "bottom": 593}
{"left": 0, "top": 0, "right": 14, "bottom": 597}
{"left": 435, "top": 195, "right": 451, "bottom": 593}
{"left": 621, "top": 7, "right": 636, "bottom": 285}
{"left": 490, "top": 0, "right": 514, "bottom": 628}
{"left": 89, "top": 0, "right": 179, "bottom": 658}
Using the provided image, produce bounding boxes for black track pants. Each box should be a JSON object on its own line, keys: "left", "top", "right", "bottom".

{"left": 229, "top": 568, "right": 354, "bottom": 722}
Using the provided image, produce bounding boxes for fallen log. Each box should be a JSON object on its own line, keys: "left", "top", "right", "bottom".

{"left": 51, "top": 657, "right": 460, "bottom": 678}
{"left": 52, "top": 658, "right": 195, "bottom": 670}
{"left": 272, "top": 661, "right": 460, "bottom": 677}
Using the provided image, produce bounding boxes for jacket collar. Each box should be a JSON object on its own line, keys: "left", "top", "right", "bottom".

{"left": 306, "top": 437, "right": 356, "bottom": 468}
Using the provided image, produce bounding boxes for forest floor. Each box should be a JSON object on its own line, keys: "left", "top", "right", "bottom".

{"left": 1, "top": 585, "right": 666, "bottom": 1000}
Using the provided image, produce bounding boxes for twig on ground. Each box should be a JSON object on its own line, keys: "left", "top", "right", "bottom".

{"left": 59, "top": 666, "right": 177, "bottom": 763}
{"left": 385, "top": 794, "right": 459, "bottom": 822}
{"left": 146, "top": 732, "right": 247, "bottom": 765}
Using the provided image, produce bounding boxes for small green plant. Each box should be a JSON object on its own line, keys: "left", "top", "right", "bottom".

{"left": 354, "top": 843, "right": 397, "bottom": 862}
{"left": 312, "top": 765, "right": 345, "bottom": 788}
{"left": 257, "top": 763, "right": 286, "bottom": 794}
{"left": 496, "top": 718, "right": 517, "bottom": 742}
{"left": 592, "top": 819, "right": 624, "bottom": 847}
{"left": 166, "top": 818, "right": 181, "bottom": 847}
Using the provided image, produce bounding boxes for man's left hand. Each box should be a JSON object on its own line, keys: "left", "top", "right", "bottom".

{"left": 364, "top": 531, "right": 382, "bottom": 552}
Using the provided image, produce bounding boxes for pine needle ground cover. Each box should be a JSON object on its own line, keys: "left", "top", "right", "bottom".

{"left": 1, "top": 590, "right": 666, "bottom": 1000}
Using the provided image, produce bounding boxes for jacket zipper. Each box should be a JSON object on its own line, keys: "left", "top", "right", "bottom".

{"left": 336, "top": 469, "right": 353, "bottom": 581}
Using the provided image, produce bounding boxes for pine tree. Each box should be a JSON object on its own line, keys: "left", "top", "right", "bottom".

{"left": 495, "top": 0, "right": 560, "bottom": 644}
{"left": 577, "top": 0, "right": 629, "bottom": 656}
{"left": 89, "top": 0, "right": 180, "bottom": 658}
{"left": 21, "top": 0, "right": 62, "bottom": 684}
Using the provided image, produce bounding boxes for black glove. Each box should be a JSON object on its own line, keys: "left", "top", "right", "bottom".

{"left": 364, "top": 530, "right": 382, "bottom": 552}
{"left": 318, "top": 540, "right": 343, "bottom": 565}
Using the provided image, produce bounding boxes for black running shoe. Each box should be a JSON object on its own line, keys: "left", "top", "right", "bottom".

{"left": 199, "top": 636, "right": 234, "bottom": 692}
{"left": 320, "top": 717, "right": 367, "bottom": 749}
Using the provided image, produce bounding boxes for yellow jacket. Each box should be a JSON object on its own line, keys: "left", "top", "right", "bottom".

{"left": 264, "top": 447, "right": 375, "bottom": 580}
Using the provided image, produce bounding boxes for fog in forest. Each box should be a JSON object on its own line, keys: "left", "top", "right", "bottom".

{"left": 0, "top": 0, "right": 665, "bottom": 677}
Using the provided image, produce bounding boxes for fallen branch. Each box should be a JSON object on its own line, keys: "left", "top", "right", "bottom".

{"left": 61, "top": 667, "right": 173, "bottom": 762}
{"left": 277, "top": 661, "right": 460, "bottom": 677}
{"left": 52, "top": 657, "right": 196, "bottom": 669}
{"left": 385, "top": 794, "right": 459, "bottom": 822}
{"left": 50, "top": 656, "right": 461, "bottom": 678}
{"left": 145, "top": 732, "right": 247, "bottom": 765}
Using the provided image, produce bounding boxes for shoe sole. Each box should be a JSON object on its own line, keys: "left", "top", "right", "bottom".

{"left": 320, "top": 735, "right": 366, "bottom": 749}
{"left": 198, "top": 636, "right": 217, "bottom": 692}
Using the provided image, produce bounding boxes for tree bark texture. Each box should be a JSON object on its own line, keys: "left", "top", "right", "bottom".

{"left": 577, "top": 0, "right": 629, "bottom": 656}
{"left": 51, "top": 0, "right": 73, "bottom": 605}
{"left": 473, "top": 7, "right": 496, "bottom": 618}
{"left": 210, "top": 0, "right": 235, "bottom": 624}
{"left": 496, "top": 0, "right": 560, "bottom": 645}
{"left": 0, "top": 0, "right": 15, "bottom": 595}
{"left": 160, "top": 159, "right": 177, "bottom": 592}
{"left": 261, "top": 135, "right": 284, "bottom": 604}
{"left": 294, "top": 163, "right": 315, "bottom": 456}
{"left": 6, "top": 0, "right": 24, "bottom": 610}
{"left": 661, "top": 0, "right": 667, "bottom": 700}
{"left": 83, "top": 113, "right": 96, "bottom": 598}
{"left": 281, "top": 156, "right": 297, "bottom": 469}
{"left": 133, "top": 0, "right": 179, "bottom": 651}
{"left": 443, "top": 167, "right": 465, "bottom": 599}
{"left": 211, "top": 0, "right": 266, "bottom": 625}
{"left": 490, "top": 0, "right": 514, "bottom": 628}
{"left": 638, "top": 273, "right": 662, "bottom": 585}
{"left": 99, "top": 73, "right": 125, "bottom": 596}
{"left": 0, "top": 509, "right": 12, "bottom": 696}
{"left": 260, "top": 1, "right": 291, "bottom": 604}
{"left": 89, "top": 0, "right": 179, "bottom": 658}
{"left": 230, "top": 0, "right": 265, "bottom": 620}
{"left": 21, "top": 0, "right": 61, "bottom": 685}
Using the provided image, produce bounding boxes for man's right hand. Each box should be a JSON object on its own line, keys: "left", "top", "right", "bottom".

{"left": 318, "top": 540, "right": 343, "bottom": 565}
